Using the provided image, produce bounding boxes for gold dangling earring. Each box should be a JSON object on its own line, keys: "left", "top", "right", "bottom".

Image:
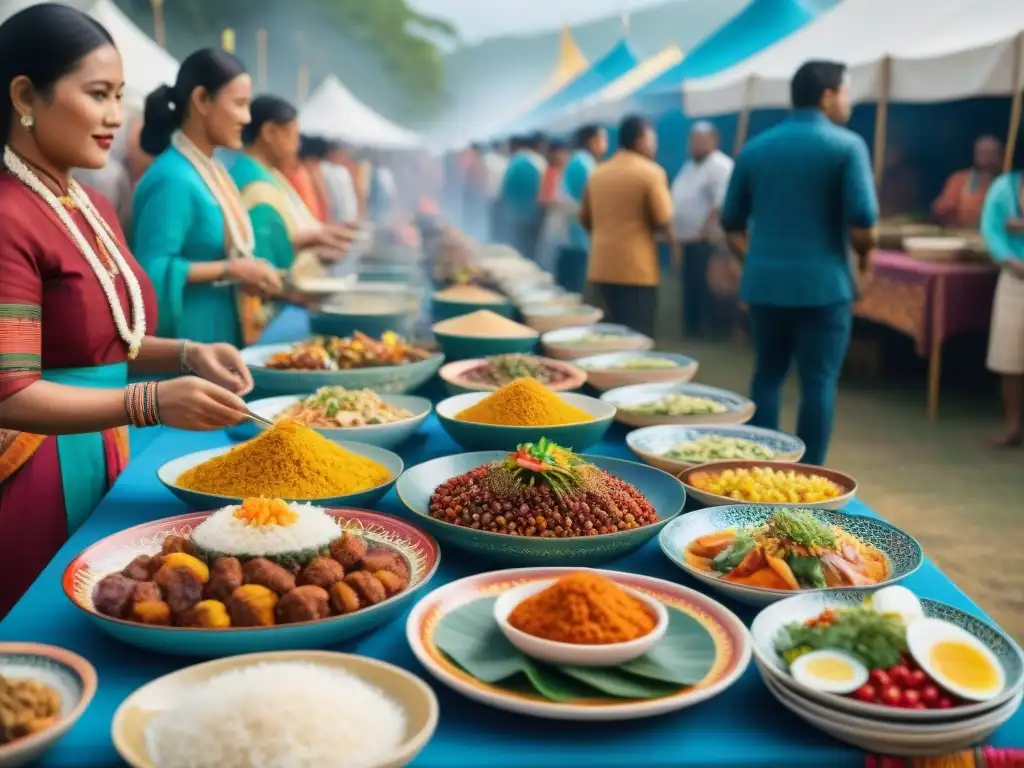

{"left": 19, "top": 114, "right": 33, "bottom": 131}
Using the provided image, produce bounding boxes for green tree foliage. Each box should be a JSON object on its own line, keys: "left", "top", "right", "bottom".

{"left": 116, "top": 0, "right": 455, "bottom": 119}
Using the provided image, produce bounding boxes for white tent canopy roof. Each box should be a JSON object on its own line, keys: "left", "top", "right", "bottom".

{"left": 88, "top": 0, "right": 179, "bottom": 109}
{"left": 300, "top": 75, "right": 421, "bottom": 149}
{"left": 681, "top": 0, "right": 1017, "bottom": 117}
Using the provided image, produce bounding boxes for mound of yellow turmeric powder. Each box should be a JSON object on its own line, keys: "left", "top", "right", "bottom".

{"left": 454, "top": 378, "right": 592, "bottom": 426}
{"left": 176, "top": 420, "right": 391, "bottom": 499}
{"left": 508, "top": 572, "right": 656, "bottom": 645}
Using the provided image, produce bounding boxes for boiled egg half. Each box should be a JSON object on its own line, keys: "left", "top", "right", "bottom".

{"left": 867, "top": 585, "right": 923, "bottom": 626}
{"left": 790, "top": 650, "right": 868, "bottom": 694}
{"left": 907, "top": 618, "right": 1005, "bottom": 702}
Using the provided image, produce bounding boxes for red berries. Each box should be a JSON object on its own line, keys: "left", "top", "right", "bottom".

{"left": 845, "top": 659, "right": 961, "bottom": 710}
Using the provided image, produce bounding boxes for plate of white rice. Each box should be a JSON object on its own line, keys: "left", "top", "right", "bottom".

{"left": 112, "top": 651, "right": 438, "bottom": 768}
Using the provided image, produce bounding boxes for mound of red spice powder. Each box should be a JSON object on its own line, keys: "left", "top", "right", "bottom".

{"left": 428, "top": 463, "right": 658, "bottom": 538}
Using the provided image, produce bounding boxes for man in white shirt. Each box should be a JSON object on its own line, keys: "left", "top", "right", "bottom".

{"left": 670, "top": 122, "right": 734, "bottom": 337}
{"left": 322, "top": 139, "right": 360, "bottom": 224}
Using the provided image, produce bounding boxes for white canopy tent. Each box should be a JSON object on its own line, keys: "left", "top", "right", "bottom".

{"left": 88, "top": 0, "right": 179, "bottom": 110}
{"left": 300, "top": 75, "right": 422, "bottom": 150}
{"left": 681, "top": 0, "right": 981, "bottom": 118}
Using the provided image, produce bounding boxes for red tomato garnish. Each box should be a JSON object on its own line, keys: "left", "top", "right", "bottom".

{"left": 911, "top": 702, "right": 928, "bottom": 710}
{"left": 880, "top": 684, "right": 903, "bottom": 707}
{"left": 937, "top": 697, "right": 955, "bottom": 709}
{"left": 904, "top": 669, "right": 928, "bottom": 689}
{"left": 920, "top": 685, "right": 941, "bottom": 707}
{"left": 853, "top": 683, "right": 877, "bottom": 703}
{"left": 888, "top": 664, "right": 911, "bottom": 685}
{"left": 869, "top": 669, "right": 891, "bottom": 688}
{"left": 901, "top": 689, "right": 921, "bottom": 708}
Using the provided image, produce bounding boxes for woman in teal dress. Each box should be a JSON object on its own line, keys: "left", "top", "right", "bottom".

{"left": 133, "top": 49, "right": 286, "bottom": 347}
{"left": 226, "top": 95, "right": 351, "bottom": 280}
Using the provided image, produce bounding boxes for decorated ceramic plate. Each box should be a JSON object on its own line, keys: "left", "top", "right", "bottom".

{"left": 750, "top": 590, "right": 1024, "bottom": 722}
{"left": 659, "top": 505, "right": 923, "bottom": 606}
{"left": 437, "top": 356, "right": 587, "bottom": 396}
{"left": 601, "top": 382, "right": 756, "bottom": 429}
{"left": 156, "top": 442, "right": 403, "bottom": 510}
{"left": 0, "top": 643, "right": 97, "bottom": 768}
{"left": 626, "top": 424, "right": 805, "bottom": 473}
{"left": 246, "top": 394, "right": 432, "bottom": 449}
{"left": 62, "top": 509, "right": 440, "bottom": 657}
{"left": 396, "top": 451, "right": 685, "bottom": 566}
{"left": 677, "top": 459, "right": 858, "bottom": 511}
{"left": 574, "top": 352, "right": 699, "bottom": 391}
{"left": 113, "top": 651, "right": 438, "bottom": 768}
{"left": 241, "top": 341, "right": 444, "bottom": 397}
{"left": 539, "top": 324, "right": 654, "bottom": 360}
{"left": 405, "top": 567, "right": 750, "bottom": 720}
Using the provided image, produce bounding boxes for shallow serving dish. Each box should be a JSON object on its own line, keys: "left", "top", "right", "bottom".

{"left": 493, "top": 579, "right": 668, "bottom": 667}
{"left": 522, "top": 304, "right": 603, "bottom": 334}
{"left": 0, "top": 643, "right": 97, "bottom": 768}
{"left": 626, "top": 424, "right": 805, "bottom": 473}
{"left": 574, "top": 351, "right": 699, "bottom": 391}
{"left": 63, "top": 509, "right": 440, "bottom": 657}
{"left": 432, "top": 296, "right": 515, "bottom": 323}
{"left": 437, "top": 357, "right": 587, "bottom": 396}
{"left": 432, "top": 329, "right": 538, "bottom": 362}
{"left": 290, "top": 275, "right": 358, "bottom": 296}
{"left": 241, "top": 341, "right": 444, "bottom": 397}
{"left": 601, "top": 382, "right": 756, "bottom": 428}
{"left": 396, "top": 451, "right": 685, "bottom": 566}
{"left": 658, "top": 505, "right": 922, "bottom": 607}
{"left": 406, "top": 567, "right": 749, "bottom": 721}
{"left": 112, "top": 651, "right": 439, "bottom": 768}
{"left": 157, "top": 442, "right": 403, "bottom": 511}
{"left": 750, "top": 590, "right": 1024, "bottom": 723}
{"left": 245, "top": 394, "right": 431, "bottom": 449}
{"left": 677, "top": 459, "right": 858, "bottom": 511}
{"left": 434, "top": 390, "right": 614, "bottom": 452}
{"left": 540, "top": 324, "right": 654, "bottom": 360}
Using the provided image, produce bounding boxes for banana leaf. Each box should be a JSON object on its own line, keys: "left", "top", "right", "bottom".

{"left": 433, "top": 596, "right": 717, "bottom": 702}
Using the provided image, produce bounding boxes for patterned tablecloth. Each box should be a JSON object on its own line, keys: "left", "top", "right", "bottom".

{"left": 856, "top": 250, "right": 998, "bottom": 355}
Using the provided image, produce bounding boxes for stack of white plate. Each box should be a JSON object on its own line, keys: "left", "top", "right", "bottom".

{"left": 750, "top": 591, "right": 1024, "bottom": 756}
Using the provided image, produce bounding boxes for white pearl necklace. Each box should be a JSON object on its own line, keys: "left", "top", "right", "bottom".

{"left": 171, "top": 131, "right": 256, "bottom": 259}
{"left": 3, "top": 146, "right": 146, "bottom": 358}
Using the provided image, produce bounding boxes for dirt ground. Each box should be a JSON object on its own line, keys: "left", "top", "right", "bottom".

{"left": 656, "top": 304, "right": 1023, "bottom": 642}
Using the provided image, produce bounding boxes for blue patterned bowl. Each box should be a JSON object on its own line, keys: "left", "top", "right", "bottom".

{"left": 678, "top": 459, "right": 857, "bottom": 510}
{"left": 435, "top": 391, "right": 614, "bottom": 452}
{"left": 573, "top": 351, "right": 699, "bottom": 391}
{"left": 63, "top": 510, "right": 440, "bottom": 658}
{"left": 396, "top": 451, "right": 685, "bottom": 566}
{"left": 540, "top": 323, "right": 653, "bottom": 360}
{"left": 750, "top": 590, "right": 1024, "bottom": 721}
{"left": 437, "top": 357, "right": 587, "bottom": 396}
{"left": 0, "top": 643, "right": 96, "bottom": 768}
{"left": 157, "top": 441, "right": 403, "bottom": 510}
{"left": 601, "top": 382, "right": 756, "bottom": 428}
{"left": 432, "top": 297, "right": 516, "bottom": 322}
{"left": 242, "top": 341, "right": 444, "bottom": 397}
{"left": 659, "top": 505, "right": 921, "bottom": 607}
{"left": 627, "top": 424, "right": 806, "bottom": 473}
{"left": 246, "top": 394, "right": 432, "bottom": 449}
{"left": 309, "top": 308, "right": 415, "bottom": 339}
{"left": 432, "top": 330, "right": 538, "bottom": 362}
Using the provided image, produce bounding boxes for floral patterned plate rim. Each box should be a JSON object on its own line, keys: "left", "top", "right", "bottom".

{"left": 62, "top": 509, "right": 440, "bottom": 634}
{"left": 405, "top": 566, "right": 751, "bottom": 721}
{"left": 659, "top": 504, "right": 923, "bottom": 598}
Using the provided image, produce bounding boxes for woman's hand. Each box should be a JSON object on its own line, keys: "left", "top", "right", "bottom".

{"left": 156, "top": 376, "right": 248, "bottom": 430}
{"left": 228, "top": 258, "right": 284, "bottom": 298}
{"left": 184, "top": 342, "right": 254, "bottom": 396}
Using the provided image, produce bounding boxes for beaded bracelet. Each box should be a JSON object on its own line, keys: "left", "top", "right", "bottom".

{"left": 124, "top": 382, "right": 161, "bottom": 428}
{"left": 179, "top": 341, "right": 193, "bottom": 373}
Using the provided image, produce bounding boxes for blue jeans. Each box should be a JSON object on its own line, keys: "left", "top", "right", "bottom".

{"left": 555, "top": 245, "right": 588, "bottom": 295}
{"left": 747, "top": 302, "right": 852, "bottom": 466}
{"left": 683, "top": 241, "right": 713, "bottom": 336}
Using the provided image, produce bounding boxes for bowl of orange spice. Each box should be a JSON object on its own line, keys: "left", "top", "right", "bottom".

{"left": 493, "top": 571, "right": 668, "bottom": 667}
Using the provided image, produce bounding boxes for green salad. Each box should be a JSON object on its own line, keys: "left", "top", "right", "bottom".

{"left": 577, "top": 332, "right": 629, "bottom": 344}
{"left": 665, "top": 435, "right": 775, "bottom": 462}
{"left": 624, "top": 394, "right": 727, "bottom": 416}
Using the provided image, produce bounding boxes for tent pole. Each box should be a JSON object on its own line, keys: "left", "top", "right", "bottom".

{"left": 256, "top": 30, "right": 268, "bottom": 91}
{"left": 149, "top": 0, "right": 165, "bottom": 49}
{"left": 1004, "top": 31, "right": 1024, "bottom": 173}
{"left": 872, "top": 56, "right": 892, "bottom": 190}
{"left": 733, "top": 75, "right": 755, "bottom": 156}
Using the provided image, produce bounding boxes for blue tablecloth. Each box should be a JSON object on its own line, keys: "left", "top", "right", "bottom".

{"left": 2, "top": 308, "right": 1020, "bottom": 766}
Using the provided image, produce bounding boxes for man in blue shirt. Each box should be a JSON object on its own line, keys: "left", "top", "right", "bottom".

{"left": 721, "top": 60, "right": 879, "bottom": 466}
{"left": 555, "top": 124, "right": 608, "bottom": 293}
{"left": 499, "top": 132, "right": 548, "bottom": 261}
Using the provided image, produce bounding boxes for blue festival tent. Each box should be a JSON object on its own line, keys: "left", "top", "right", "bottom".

{"left": 508, "top": 39, "right": 639, "bottom": 133}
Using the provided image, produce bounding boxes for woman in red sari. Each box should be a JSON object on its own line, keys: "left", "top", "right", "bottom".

{"left": 0, "top": 4, "right": 254, "bottom": 617}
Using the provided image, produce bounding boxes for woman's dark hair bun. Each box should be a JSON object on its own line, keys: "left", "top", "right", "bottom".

{"left": 0, "top": 3, "right": 114, "bottom": 146}
{"left": 242, "top": 94, "right": 298, "bottom": 145}
{"left": 140, "top": 47, "right": 248, "bottom": 156}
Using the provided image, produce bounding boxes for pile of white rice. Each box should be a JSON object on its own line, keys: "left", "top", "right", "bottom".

{"left": 190, "top": 503, "right": 340, "bottom": 558}
{"left": 147, "top": 662, "right": 407, "bottom": 768}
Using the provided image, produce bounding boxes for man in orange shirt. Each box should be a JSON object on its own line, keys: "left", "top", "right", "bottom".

{"left": 284, "top": 135, "right": 329, "bottom": 222}
{"left": 580, "top": 116, "right": 676, "bottom": 338}
{"left": 932, "top": 135, "right": 1003, "bottom": 229}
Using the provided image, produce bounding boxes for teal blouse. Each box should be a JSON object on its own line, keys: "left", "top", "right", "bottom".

{"left": 981, "top": 172, "right": 1024, "bottom": 262}
{"left": 225, "top": 152, "right": 297, "bottom": 271}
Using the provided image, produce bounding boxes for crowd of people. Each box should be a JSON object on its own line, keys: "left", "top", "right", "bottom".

{"left": 0, "top": 1, "right": 1022, "bottom": 622}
